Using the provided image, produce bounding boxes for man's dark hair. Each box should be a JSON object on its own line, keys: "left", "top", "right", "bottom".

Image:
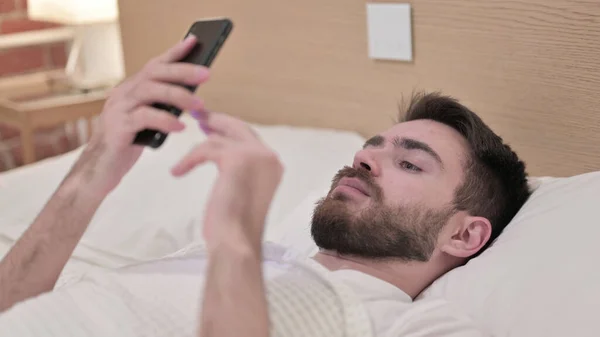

{"left": 399, "top": 91, "right": 531, "bottom": 255}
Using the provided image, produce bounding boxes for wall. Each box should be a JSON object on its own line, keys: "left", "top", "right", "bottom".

{"left": 118, "top": 0, "right": 600, "bottom": 177}
{"left": 0, "top": 0, "right": 74, "bottom": 171}
{"left": 0, "top": 0, "right": 67, "bottom": 77}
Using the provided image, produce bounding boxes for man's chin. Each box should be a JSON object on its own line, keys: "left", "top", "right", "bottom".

{"left": 329, "top": 192, "right": 370, "bottom": 209}
{"left": 319, "top": 197, "right": 367, "bottom": 220}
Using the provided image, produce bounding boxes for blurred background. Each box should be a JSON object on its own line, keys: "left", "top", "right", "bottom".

{"left": 0, "top": 0, "right": 72, "bottom": 171}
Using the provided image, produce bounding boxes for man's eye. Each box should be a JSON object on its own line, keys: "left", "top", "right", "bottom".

{"left": 400, "top": 161, "right": 422, "bottom": 172}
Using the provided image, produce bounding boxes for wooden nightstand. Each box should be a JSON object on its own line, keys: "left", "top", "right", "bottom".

{"left": 0, "top": 71, "right": 108, "bottom": 165}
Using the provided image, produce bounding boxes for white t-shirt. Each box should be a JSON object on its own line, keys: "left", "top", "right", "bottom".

{"left": 0, "top": 243, "right": 487, "bottom": 337}
{"left": 329, "top": 269, "right": 486, "bottom": 337}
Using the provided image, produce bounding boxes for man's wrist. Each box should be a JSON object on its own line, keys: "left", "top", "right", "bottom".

{"left": 58, "top": 169, "right": 110, "bottom": 204}
{"left": 207, "top": 225, "right": 262, "bottom": 260}
{"left": 62, "top": 142, "right": 118, "bottom": 199}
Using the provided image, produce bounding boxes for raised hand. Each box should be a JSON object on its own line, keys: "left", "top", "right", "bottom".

{"left": 69, "top": 35, "right": 209, "bottom": 195}
{"left": 171, "top": 112, "right": 284, "bottom": 251}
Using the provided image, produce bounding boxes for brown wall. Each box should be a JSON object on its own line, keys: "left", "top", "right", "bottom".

{"left": 118, "top": 0, "right": 600, "bottom": 177}
{"left": 0, "top": 0, "right": 67, "bottom": 77}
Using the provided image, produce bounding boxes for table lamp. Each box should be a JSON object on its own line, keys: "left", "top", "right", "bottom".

{"left": 27, "top": 0, "right": 125, "bottom": 91}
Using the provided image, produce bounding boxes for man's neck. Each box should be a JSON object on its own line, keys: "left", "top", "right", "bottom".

{"left": 312, "top": 250, "right": 442, "bottom": 299}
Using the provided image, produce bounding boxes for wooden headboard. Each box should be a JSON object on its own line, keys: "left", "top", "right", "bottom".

{"left": 118, "top": 0, "right": 600, "bottom": 177}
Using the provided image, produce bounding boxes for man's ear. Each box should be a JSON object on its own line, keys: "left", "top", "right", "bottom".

{"left": 440, "top": 216, "right": 492, "bottom": 258}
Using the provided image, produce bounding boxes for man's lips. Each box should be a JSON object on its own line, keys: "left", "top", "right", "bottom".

{"left": 336, "top": 177, "right": 371, "bottom": 197}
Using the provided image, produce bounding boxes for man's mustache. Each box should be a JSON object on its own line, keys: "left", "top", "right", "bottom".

{"left": 331, "top": 166, "right": 383, "bottom": 201}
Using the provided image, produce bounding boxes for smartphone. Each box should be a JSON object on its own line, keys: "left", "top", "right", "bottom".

{"left": 133, "top": 18, "right": 234, "bottom": 148}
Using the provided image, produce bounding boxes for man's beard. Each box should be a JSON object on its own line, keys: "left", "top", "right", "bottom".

{"left": 311, "top": 166, "right": 456, "bottom": 262}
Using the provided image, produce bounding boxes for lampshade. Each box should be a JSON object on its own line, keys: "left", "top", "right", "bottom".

{"left": 27, "top": 0, "right": 119, "bottom": 25}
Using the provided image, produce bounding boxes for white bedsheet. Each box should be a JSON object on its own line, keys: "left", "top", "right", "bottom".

{"left": 0, "top": 242, "right": 373, "bottom": 337}
{"left": 0, "top": 114, "right": 365, "bottom": 275}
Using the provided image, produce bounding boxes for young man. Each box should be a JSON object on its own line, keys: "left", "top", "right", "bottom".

{"left": 0, "top": 36, "right": 530, "bottom": 337}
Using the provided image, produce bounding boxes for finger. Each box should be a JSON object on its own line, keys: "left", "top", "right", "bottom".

{"left": 194, "top": 112, "right": 257, "bottom": 141}
{"left": 134, "top": 81, "right": 205, "bottom": 112}
{"left": 171, "top": 135, "right": 228, "bottom": 176}
{"left": 129, "top": 106, "right": 186, "bottom": 134}
{"left": 157, "top": 35, "right": 198, "bottom": 63}
{"left": 147, "top": 62, "right": 210, "bottom": 87}
{"left": 189, "top": 110, "right": 214, "bottom": 135}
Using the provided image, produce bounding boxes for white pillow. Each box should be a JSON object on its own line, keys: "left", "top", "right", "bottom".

{"left": 421, "top": 170, "right": 600, "bottom": 337}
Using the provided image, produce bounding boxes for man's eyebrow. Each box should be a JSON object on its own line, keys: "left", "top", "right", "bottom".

{"left": 363, "top": 135, "right": 444, "bottom": 168}
{"left": 362, "top": 135, "right": 385, "bottom": 149}
{"left": 393, "top": 136, "right": 444, "bottom": 168}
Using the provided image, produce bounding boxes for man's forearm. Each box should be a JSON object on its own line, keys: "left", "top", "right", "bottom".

{"left": 200, "top": 229, "right": 269, "bottom": 337}
{"left": 0, "top": 173, "right": 107, "bottom": 312}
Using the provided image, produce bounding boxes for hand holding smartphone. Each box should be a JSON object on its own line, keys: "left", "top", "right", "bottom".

{"left": 133, "top": 18, "right": 233, "bottom": 148}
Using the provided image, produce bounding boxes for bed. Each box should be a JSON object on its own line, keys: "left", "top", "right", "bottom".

{"left": 1, "top": 0, "right": 600, "bottom": 336}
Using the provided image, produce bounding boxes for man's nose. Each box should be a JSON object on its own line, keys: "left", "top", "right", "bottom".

{"left": 352, "top": 149, "right": 381, "bottom": 176}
